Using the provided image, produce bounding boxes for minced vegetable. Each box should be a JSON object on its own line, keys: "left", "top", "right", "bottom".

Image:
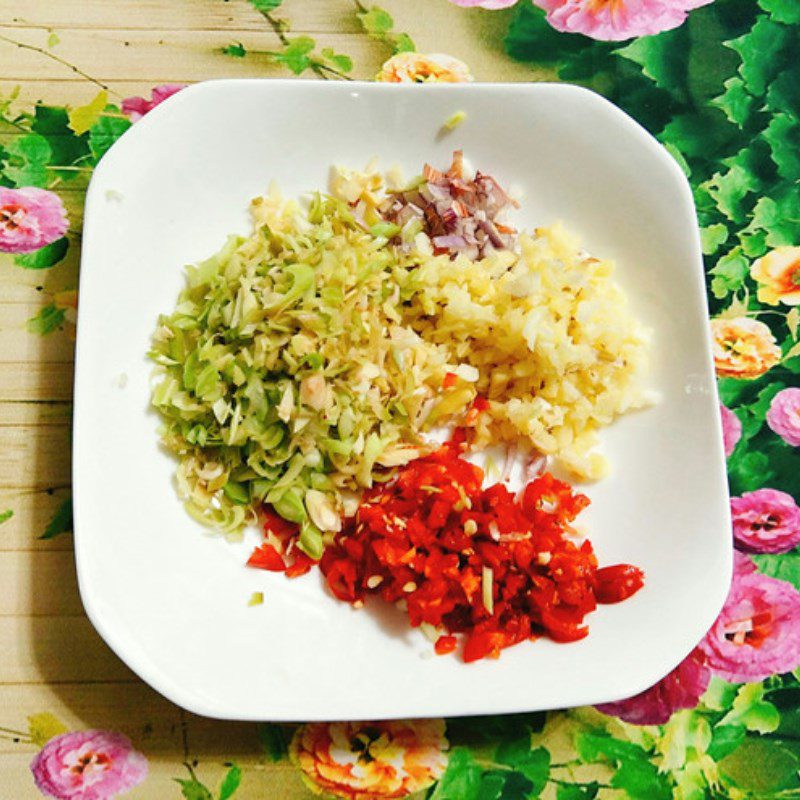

{"left": 150, "top": 155, "right": 651, "bottom": 553}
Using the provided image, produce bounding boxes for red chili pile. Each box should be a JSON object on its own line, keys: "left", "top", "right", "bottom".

{"left": 318, "top": 445, "right": 643, "bottom": 662}
{"left": 246, "top": 443, "right": 643, "bottom": 662}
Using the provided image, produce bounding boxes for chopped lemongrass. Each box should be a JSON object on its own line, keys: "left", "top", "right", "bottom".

{"left": 248, "top": 591, "right": 264, "bottom": 606}
{"left": 482, "top": 566, "right": 494, "bottom": 615}
{"left": 420, "top": 622, "right": 440, "bottom": 643}
{"left": 442, "top": 110, "right": 467, "bottom": 131}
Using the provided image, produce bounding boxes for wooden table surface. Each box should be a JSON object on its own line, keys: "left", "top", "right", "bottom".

{"left": 0, "top": 3, "right": 538, "bottom": 797}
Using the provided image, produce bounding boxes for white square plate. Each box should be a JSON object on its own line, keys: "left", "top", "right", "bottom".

{"left": 75, "top": 80, "right": 732, "bottom": 721}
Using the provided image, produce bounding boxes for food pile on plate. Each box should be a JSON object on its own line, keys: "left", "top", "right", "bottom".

{"left": 150, "top": 153, "right": 652, "bottom": 660}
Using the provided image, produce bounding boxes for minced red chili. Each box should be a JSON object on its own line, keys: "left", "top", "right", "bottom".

{"left": 316, "top": 443, "right": 644, "bottom": 662}
{"left": 246, "top": 507, "right": 318, "bottom": 578}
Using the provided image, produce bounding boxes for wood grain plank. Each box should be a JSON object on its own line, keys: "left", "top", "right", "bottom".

{"left": 0, "top": 362, "right": 74, "bottom": 403}
{"left": 0, "top": 243, "right": 81, "bottom": 304}
{"left": 0, "top": 550, "right": 80, "bottom": 615}
{"left": 0, "top": 199, "right": 82, "bottom": 303}
{"left": 0, "top": 302, "right": 75, "bottom": 364}
{"left": 0, "top": 27, "right": 386, "bottom": 83}
{"left": 0, "top": 615, "right": 135, "bottom": 683}
{"left": 0, "top": 402, "right": 71, "bottom": 426}
{"left": 0, "top": 0, "right": 363, "bottom": 34}
{"left": 0, "top": 488, "right": 73, "bottom": 550}
{"left": 0, "top": 409, "right": 71, "bottom": 490}
{"left": 0, "top": 753, "right": 312, "bottom": 799}
{"left": 0, "top": 682, "right": 181, "bottom": 753}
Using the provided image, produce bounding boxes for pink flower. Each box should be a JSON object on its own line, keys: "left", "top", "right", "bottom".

{"left": 31, "top": 730, "right": 147, "bottom": 800}
{"left": 121, "top": 84, "right": 186, "bottom": 122}
{"left": 731, "top": 489, "right": 800, "bottom": 554}
{"left": 766, "top": 388, "right": 800, "bottom": 447}
{"left": 699, "top": 561, "right": 800, "bottom": 683}
{"left": 449, "top": 0, "right": 520, "bottom": 8}
{"left": 595, "top": 647, "right": 710, "bottom": 724}
{"left": 734, "top": 550, "right": 757, "bottom": 576}
{"left": 0, "top": 187, "right": 68, "bottom": 254}
{"left": 720, "top": 403, "right": 742, "bottom": 457}
{"left": 534, "top": 0, "right": 713, "bottom": 41}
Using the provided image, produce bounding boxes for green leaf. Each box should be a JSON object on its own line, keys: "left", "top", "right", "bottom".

{"left": 475, "top": 770, "right": 535, "bottom": 800}
{"left": 0, "top": 509, "right": 12, "bottom": 524}
{"left": 658, "top": 710, "right": 712, "bottom": 771}
{"left": 14, "top": 238, "right": 69, "bottom": 269}
{"left": 40, "top": 497, "right": 72, "bottom": 539}
{"left": 354, "top": 4, "right": 414, "bottom": 53}
{"left": 557, "top": 785, "right": 599, "bottom": 800}
{"left": 659, "top": 110, "right": 736, "bottom": 160}
{"left": 431, "top": 748, "right": 481, "bottom": 800}
{"left": 705, "top": 163, "right": 760, "bottom": 223}
{"left": 720, "top": 683, "right": 780, "bottom": 733}
{"left": 257, "top": 723, "right": 288, "bottom": 761}
{"left": 27, "top": 304, "right": 66, "bottom": 336}
{"left": 174, "top": 778, "right": 213, "bottom": 800}
{"left": 393, "top": 33, "right": 416, "bottom": 54}
{"left": 709, "top": 249, "right": 748, "bottom": 299}
{"left": 613, "top": 757, "right": 672, "bottom": 800}
{"left": 505, "top": 2, "right": 591, "bottom": 63}
{"left": 739, "top": 229, "right": 768, "bottom": 259}
{"left": 707, "top": 724, "right": 746, "bottom": 761}
{"left": 719, "top": 737, "right": 800, "bottom": 794}
{"left": 727, "top": 16, "right": 791, "bottom": 97}
{"left": 712, "top": 77, "right": 755, "bottom": 128}
{"left": 701, "top": 224, "right": 729, "bottom": 256}
{"left": 674, "top": 761, "right": 708, "bottom": 800}
{"left": 47, "top": 31, "right": 60, "bottom": 48}
{"left": 358, "top": 7, "right": 394, "bottom": 36}
{"left": 764, "top": 114, "right": 800, "bottom": 181}
{"left": 615, "top": 29, "right": 687, "bottom": 98}
{"left": 771, "top": 685, "right": 800, "bottom": 738}
{"left": 685, "top": 5, "right": 744, "bottom": 107}
{"left": 758, "top": 0, "right": 800, "bottom": 23}
{"left": 320, "top": 47, "right": 353, "bottom": 73}
{"left": 218, "top": 765, "right": 242, "bottom": 800}
{"left": 753, "top": 552, "right": 800, "bottom": 591}
{"left": 88, "top": 115, "right": 131, "bottom": 163}
{"left": 27, "top": 712, "right": 68, "bottom": 747}
{"left": 748, "top": 186, "right": 800, "bottom": 248}
{"left": 3, "top": 133, "right": 52, "bottom": 187}
{"left": 727, "top": 448, "right": 774, "bottom": 494}
{"left": 222, "top": 42, "right": 247, "bottom": 58}
{"left": 702, "top": 676, "right": 740, "bottom": 711}
{"left": 446, "top": 713, "right": 545, "bottom": 746}
{"left": 787, "top": 306, "right": 799, "bottom": 340}
{"left": 274, "top": 36, "right": 316, "bottom": 75}
{"left": 0, "top": 85, "right": 20, "bottom": 119}
{"left": 766, "top": 65, "right": 800, "bottom": 119}
{"left": 68, "top": 90, "right": 108, "bottom": 135}
{"left": 663, "top": 142, "right": 691, "bottom": 178}
{"left": 31, "top": 105, "right": 91, "bottom": 172}
{"left": 576, "top": 734, "right": 671, "bottom": 800}
{"left": 737, "top": 381, "right": 785, "bottom": 441}
{"left": 248, "top": 0, "right": 283, "bottom": 12}
{"left": 475, "top": 771, "right": 505, "bottom": 800}
{"left": 495, "top": 742, "right": 549, "bottom": 794}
